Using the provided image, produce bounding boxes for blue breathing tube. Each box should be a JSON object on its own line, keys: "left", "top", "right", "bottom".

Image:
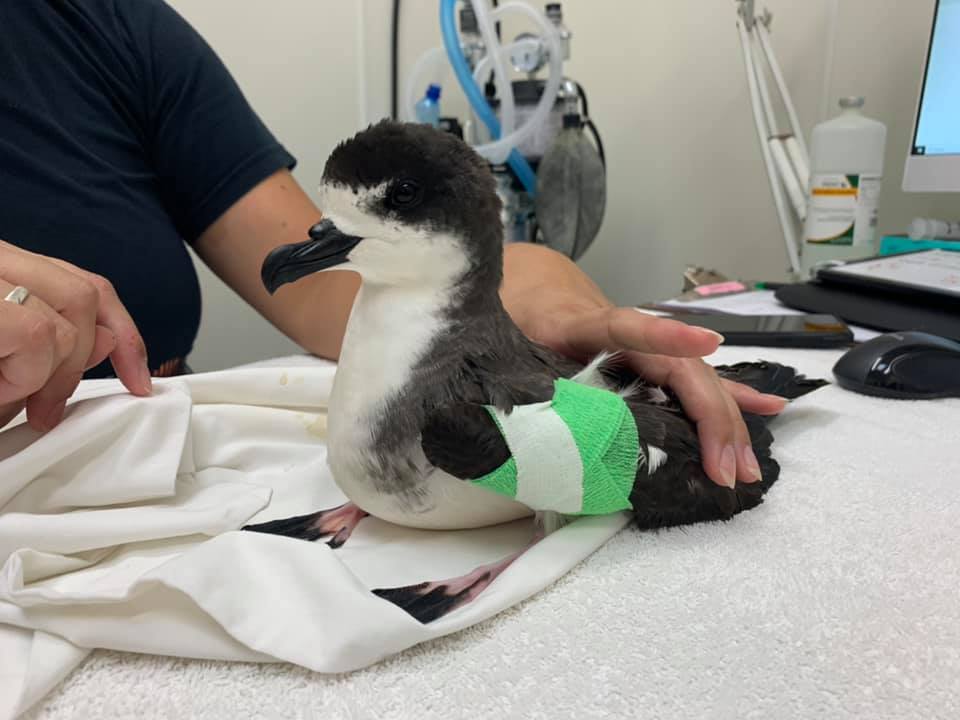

{"left": 439, "top": 0, "right": 538, "bottom": 196}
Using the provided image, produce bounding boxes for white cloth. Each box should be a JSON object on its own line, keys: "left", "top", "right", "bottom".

{"left": 0, "top": 360, "right": 626, "bottom": 719}
{"left": 8, "top": 349, "right": 960, "bottom": 719}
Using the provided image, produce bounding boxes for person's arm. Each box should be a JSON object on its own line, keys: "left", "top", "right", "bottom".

{"left": 0, "top": 241, "right": 151, "bottom": 431}
{"left": 499, "top": 242, "right": 787, "bottom": 489}
{"left": 193, "top": 170, "right": 358, "bottom": 361}
{"left": 120, "top": 2, "right": 358, "bottom": 361}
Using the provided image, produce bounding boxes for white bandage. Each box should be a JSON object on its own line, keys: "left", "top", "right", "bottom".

{"left": 488, "top": 402, "right": 584, "bottom": 514}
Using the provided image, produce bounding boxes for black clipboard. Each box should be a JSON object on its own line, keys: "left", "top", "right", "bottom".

{"left": 814, "top": 249, "right": 960, "bottom": 307}
{"left": 774, "top": 249, "right": 960, "bottom": 342}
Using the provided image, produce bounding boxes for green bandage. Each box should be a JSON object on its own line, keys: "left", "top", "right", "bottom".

{"left": 472, "top": 378, "right": 639, "bottom": 516}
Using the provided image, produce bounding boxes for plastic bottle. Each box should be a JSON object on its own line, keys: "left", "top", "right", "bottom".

{"left": 801, "top": 97, "right": 887, "bottom": 277}
{"left": 414, "top": 84, "right": 442, "bottom": 128}
{"left": 908, "top": 218, "right": 960, "bottom": 241}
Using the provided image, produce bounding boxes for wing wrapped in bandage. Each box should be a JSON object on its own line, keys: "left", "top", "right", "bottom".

{"left": 472, "top": 379, "right": 639, "bottom": 516}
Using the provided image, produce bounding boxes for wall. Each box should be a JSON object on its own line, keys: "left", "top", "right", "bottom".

{"left": 829, "top": 0, "right": 959, "bottom": 238}
{"left": 165, "top": 0, "right": 364, "bottom": 370}
{"left": 169, "top": 0, "right": 958, "bottom": 370}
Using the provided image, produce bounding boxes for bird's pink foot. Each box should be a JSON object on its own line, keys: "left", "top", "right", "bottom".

{"left": 243, "top": 502, "right": 368, "bottom": 548}
{"left": 373, "top": 537, "right": 541, "bottom": 623}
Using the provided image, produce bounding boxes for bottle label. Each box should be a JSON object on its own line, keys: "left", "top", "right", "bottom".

{"left": 804, "top": 173, "right": 882, "bottom": 246}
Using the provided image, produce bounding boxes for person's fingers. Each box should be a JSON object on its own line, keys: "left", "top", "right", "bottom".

{"left": 719, "top": 385, "right": 763, "bottom": 484}
{"left": 0, "top": 297, "right": 60, "bottom": 406}
{"left": 715, "top": 380, "right": 784, "bottom": 484}
{"left": 719, "top": 378, "right": 787, "bottom": 415}
{"left": 627, "top": 352, "right": 787, "bottom": 416}
{"left": 621, "top": 350, "right": 677, "bottom": 387}
{"left": 85, "top": 325, "right": 117, "bottom": 370}
{"left": 0, "top": 249, "right": 103, "bottom": 425}
{"left": 629, "top": 353, "right": 764, "bottom": 487}
{"left": 657, "top": 358, "right": 740, "bottom": 489}
{"left": 0, "top": 400, "right": 26, "bottom": 430}
{"left": 44, "top": 259, "right": 151, "bottom": 396}
{"left": 558, "top": 307, "right": 724, "bottom": 360}
{"left": 91, "top": 274, "right": 152, "bottom": 395}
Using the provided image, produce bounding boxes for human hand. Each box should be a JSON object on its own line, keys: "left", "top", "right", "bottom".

{"left": 501, "top": 244, "right": 786, "bottom": 489}
{"left": 0, "top": 240, "right": 152, "bottom": 432}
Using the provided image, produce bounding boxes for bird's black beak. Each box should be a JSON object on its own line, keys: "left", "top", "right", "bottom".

{"left": 261, "top": 219, "right": 362, "bottom": 294}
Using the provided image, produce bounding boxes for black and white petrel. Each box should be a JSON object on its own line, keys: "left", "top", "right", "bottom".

{"left": 248, "top": 120, "right": 826, "bottom": 623}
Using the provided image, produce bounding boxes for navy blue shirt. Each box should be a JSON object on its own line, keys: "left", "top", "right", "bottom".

{"left": 0, "top": 0, "right": 295, "bottom": 376}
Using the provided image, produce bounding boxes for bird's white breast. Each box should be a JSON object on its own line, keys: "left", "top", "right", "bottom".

{"left": 327, "top": 282, "right": 531, "bottom": 530}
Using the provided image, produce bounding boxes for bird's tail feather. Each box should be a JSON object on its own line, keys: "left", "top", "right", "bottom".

{"left": 714, "top": 361, "right": 828, "bottom": 401}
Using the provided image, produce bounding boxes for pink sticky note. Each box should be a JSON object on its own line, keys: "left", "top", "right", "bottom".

{"left": 693, "top": 281, "right": 747, "bottom": 296}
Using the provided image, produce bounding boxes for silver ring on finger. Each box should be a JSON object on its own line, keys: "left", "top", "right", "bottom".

{"left": 3, "top": 286, "right": 30, "bottom": 306}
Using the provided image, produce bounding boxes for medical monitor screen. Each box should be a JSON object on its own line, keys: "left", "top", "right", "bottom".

{"left": 912, "top": 0, "right": 960, "bottom": 158}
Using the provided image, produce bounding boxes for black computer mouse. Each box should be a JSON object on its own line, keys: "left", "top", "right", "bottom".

{"left": 832, "top": 331, "right": 960, "bottom": 399}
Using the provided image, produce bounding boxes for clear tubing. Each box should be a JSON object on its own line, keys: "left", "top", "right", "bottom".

{"left": 439, "top": 0, "right": 537, "bottom": 194}
{"left": 472, "top": 1, "right": 563, "bottom": 162}
{"left": 471, "top": 0, "right": 515, "bottom": 153}
{"left": 472, "top": 38, "right": 541, "bottom": 87}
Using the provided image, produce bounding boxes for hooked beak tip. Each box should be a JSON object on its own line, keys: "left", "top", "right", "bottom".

{"left": 260, "top": 219, "right": 361, "bottom": 294}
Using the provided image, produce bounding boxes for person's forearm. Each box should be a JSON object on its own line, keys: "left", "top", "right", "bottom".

{"left": 500, "top": 243, "right": 610, "bottom": 333}
{"left": 195, "top": 170, "right": 358, "bottom": 361}
{"left": 271, "top": 270, "right": 359, "bottom": 360}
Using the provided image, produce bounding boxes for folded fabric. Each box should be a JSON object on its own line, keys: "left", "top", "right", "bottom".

{"left": 13, "top": 347, "right": 960, "bottom": 720}
{"left": 0, "top": 360, "right": 627, "bottom": 719}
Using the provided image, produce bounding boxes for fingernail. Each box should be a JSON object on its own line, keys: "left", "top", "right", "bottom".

{"left": 741, "top": 445, "right": 763, "bottom": 483}
{"left": 700, "top": 329, "right": 725, "bottom": 344}
{"left": 43, "top": 401, "right": 67, "bottom": 432}
{"left": 139, "top": 364, "right": 153, "bottom": 395}
{"left": 720, "top": 445, "right": 737, "bottom": 488}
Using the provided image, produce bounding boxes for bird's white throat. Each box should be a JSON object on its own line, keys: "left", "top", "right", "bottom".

{"left": 330, "top": 280, "right": 457, "bottom": 433}
{"left": 326, "top": 278, "right": 531, "bottom": 529}
{"left": 320, "top": 179, "right": 475, "bottom": 429}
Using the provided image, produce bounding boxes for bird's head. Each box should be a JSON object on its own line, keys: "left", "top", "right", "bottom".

{"left": 261, "top": 121, "right": 504, "bottom": 295}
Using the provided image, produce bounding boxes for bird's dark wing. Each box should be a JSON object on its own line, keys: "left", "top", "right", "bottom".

{"left": 715, "top": 361, "right": 828, "bottom": 401}
{"left": 420, "top": 402, "right": 510, "bottom": 480}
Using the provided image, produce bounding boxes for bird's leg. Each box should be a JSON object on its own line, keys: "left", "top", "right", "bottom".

{"left": 372, "top": 531, "right": 544, "bottom": 624}
{"left": 242, "top": 502, "right": 368, "bottom": 549}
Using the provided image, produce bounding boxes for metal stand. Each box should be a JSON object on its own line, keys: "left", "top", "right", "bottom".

{"left": 735, "top": 0, "right": 808, "bottom": 277}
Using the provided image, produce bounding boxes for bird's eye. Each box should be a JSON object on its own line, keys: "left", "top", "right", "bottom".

{"left": 388, "top": 180, "right": 421, "bottom": 209}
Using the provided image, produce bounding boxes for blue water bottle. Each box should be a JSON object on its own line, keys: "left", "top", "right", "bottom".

{"left": 415, "top": 84, "right": 442, "bottom": 128}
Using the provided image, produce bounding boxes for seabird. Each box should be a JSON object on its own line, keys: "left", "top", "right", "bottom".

{"left": 247, "top": 121, "right": 826, "bottom": 623}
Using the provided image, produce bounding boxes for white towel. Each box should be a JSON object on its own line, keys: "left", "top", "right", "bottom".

{"left": 0, "top": 360, "right": 626, "bottom": 719}
{"left": 6, "top": 347, "right": 960, "bottom": 719}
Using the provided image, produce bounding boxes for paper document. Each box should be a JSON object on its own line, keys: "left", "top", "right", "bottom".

{"left": 826, "top": 249, "right": 960, "bottom": 297}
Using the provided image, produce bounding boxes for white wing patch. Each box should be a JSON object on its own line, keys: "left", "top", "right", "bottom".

{"left": 570, "top": 352, "right": 658, "bottom": 402}
{"left": 617, "top": 380, "right": 642, "bottom": 400}
{"left": 570, "top": 351, "right": 620, "bottom": 389}
{"left": 645, "top": 386, "right": 670, "bottom": 405}
{"left": 647, "top": 445, "right": 668, "bottom": 474}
